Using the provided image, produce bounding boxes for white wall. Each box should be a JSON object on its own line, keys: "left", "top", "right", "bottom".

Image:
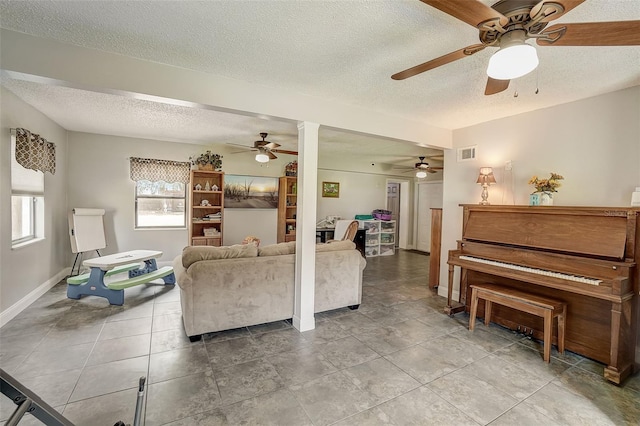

{"left": 316, "top": 169, "right": 388, "bottom": 221}
{"left": 225, "top": 210, "right": 278, "bottom": 246}
{"left": 1, "top": 88, "right": 69, "bottom": 318}
{"left": 438, "top": 86, "right": 640, "bottom": 299}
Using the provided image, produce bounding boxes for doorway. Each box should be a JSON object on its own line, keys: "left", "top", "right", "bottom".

{"left": 415, "top": 181, "right": 443, "bottom": 253}
{"left": 387, "top": 183, "right": 400, "bottom": 247}
{"left": 386, "top": 180, "right": 410, "bottom": 249}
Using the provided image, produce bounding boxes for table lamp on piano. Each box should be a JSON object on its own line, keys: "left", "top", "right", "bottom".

{"left": 476, "top": 167, "right": 496, "bottom": 205}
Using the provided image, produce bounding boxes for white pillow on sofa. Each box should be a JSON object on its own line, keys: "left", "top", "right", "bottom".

{"left": 182, "top": 244, "right": 258, "bottom": 268}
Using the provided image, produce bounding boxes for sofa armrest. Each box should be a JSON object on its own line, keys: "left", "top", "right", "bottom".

{"left": 172, "top": 255, "right": 191, "bottom": 290}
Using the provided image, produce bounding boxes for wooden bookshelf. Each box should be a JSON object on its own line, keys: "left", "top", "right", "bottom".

{"left": 188, "top": 170, "right": 224, "bottom": 246}
{"left": 277, "top": 176, "right": 297, "bottom": 242}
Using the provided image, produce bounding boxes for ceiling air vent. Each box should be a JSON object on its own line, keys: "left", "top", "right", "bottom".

{"left": 457, "top": 146, "right": 476, "bottom": 162}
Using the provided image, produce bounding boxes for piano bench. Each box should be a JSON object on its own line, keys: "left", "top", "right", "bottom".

{"left": 469, "top": 283, "right": 566, "bottom": 363}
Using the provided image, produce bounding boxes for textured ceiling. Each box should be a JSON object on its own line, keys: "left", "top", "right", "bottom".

{"left": 0, "top": 0, "right": 639, "bottom": 160}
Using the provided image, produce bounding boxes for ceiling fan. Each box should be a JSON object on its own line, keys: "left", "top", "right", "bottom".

{"left": 229, "top": 133, "right": 298, "bottom": 163}
{"left": 395, "top": 156, "right": 444, "bottom": 178}
{"left": 392, "top": 0, "right": 640, "bottom": 95}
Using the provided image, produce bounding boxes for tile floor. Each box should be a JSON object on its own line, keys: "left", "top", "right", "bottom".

{"left": 1, "top": 250, "right": 639, "bottom": 425}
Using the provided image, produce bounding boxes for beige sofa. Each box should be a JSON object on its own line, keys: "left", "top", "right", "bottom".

{"left": 172, "top": 240, "right": 366, "bottom": 340}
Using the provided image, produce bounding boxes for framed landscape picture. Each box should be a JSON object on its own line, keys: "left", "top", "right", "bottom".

{"left": 224, "top": 175, "right": 279, "bottom": 208}
{"left": 322, "top": 181, "right": 340, "bottom": 198}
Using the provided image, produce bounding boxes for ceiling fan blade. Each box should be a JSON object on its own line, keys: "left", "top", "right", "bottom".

{"left": 429, "top": 166, "right": 444, "bottom": 170}
{"left": 271, "top": 149, "right": 298, "bottom": 156}
{"left": 537, "top": 21, "right": 640, "bottom": 46}
{"left": 427, "top": 169, "right": 438, "bottom": 174}
{"left": 530, "top": 0, "right": 585, "bottom": 23}
{"left": 263, "top": 142, "right": 281, "bottom": 150}
{"left": 392, "top": 44, "right": 485, "bottom": 80}
{"left": 267, "top": 151, "right": 278, "bottom": 160}
{"left": 427, "top": 155, "right": 444, "bottom": 161}
{"left": 421, "top": 0, "right": 508, "bottom": 28}
{"left": 485, "top": 77, "right": 510, "bottom": 95}
{"left": 227, "top": 143, "right": 256, "bottom": 151}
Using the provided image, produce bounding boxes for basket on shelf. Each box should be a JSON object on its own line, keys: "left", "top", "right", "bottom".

{"left": 372, "top": 209, "right": 392, "bottom": 221}
{"left": 203, "top": 228, "right": 220, "bottom": 237}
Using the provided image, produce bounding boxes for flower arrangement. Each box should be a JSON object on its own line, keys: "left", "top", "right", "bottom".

{"left": 190, "top": 150, "right": 222, "bottom": 170}
{"left": 528, "top": 172, "right": 564, "bottom": 194}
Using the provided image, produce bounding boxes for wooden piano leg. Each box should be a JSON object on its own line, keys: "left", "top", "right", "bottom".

{"left": 604, "top": 299, "right": 634, "bottom": 384}
{"left": 445, "top": 264, "right": 454, "bottom": 314}
{"left": 444, "top": 264, "right": 466, "bottom": 316}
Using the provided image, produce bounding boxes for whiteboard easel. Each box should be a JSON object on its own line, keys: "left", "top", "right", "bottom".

{"left": 69, "top": 208, "right": 107, "bottom": 275}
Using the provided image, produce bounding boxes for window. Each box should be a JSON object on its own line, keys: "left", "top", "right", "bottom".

{"left": 130, "top": 157, "right": 190, "bottom": 229}
{"left": 11, "top": 134, "right": 45, "bottom": 246}
{"left": 135, "top": 180, "right": 186, "bottom": 228}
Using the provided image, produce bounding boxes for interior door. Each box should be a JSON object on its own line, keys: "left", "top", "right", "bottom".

{"left": 416, "top": 181, "right": 443, "bottom": 252}
{"left": 386, "top": 182, "right": 400, "bottom": 247}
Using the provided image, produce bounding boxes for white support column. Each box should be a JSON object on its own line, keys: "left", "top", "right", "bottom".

{"left": 293, "top": 121, "right": 319, "bottom": 332}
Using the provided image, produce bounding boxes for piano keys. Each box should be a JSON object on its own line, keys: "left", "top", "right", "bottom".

{"left": 458, "top": 255, "right": 603, "bottom": 286}
{"left": 446, "top": 205, "right": 639, "bottom": 384}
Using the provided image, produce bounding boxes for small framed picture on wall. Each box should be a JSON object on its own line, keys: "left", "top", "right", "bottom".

{"left": 322, "top": 181, "right": 340, "bottom": 198}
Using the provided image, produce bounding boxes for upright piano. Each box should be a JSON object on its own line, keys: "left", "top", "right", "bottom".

{"left": 446, "top": 205, "right": 639, "bottom": 384}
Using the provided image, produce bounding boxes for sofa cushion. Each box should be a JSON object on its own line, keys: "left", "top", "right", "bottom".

{"left": 258, "top": 241, "right": 296, "bottom": 257}
{"left": 182, "top": 244, "right": 258, "bottom": 268}
{"left": 316, "top": 240, "right": 356, "bottom": 252}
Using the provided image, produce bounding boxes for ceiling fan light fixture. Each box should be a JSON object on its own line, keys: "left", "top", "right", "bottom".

{"left": 255, "top": 152, "right": 270, "bottom": 163}
{"left": 487, "top": 30, "right": 539, "bottom": 80}
{"left": 416, "top": 170, "right": 428, "bottom": 179}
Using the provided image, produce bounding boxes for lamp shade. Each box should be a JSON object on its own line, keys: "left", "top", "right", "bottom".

{"left": 416, "top": 170, "right": 427, "bottom": 179}
{"left": 476, "top": 167, "right": 496, "bottom": 185}
{"left": 255, "top": 153, "right": 269, "bottom": 163}
{"left": 487, "top": 43, "right": 539, "bottom": 80}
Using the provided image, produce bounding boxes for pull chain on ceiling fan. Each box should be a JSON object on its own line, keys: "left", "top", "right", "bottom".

{"left": 392, "top": 0, "right": 640, "bottom": 95}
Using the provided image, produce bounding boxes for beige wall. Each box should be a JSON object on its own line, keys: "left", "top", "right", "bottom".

{"left": 0, "top": 88, "right": 69, "bottom": 317}
{"left": 438, "top": 86, "right": 640, "bottom": 299}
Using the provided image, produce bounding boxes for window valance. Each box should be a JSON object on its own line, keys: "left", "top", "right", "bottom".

{"left": 129, "top": 157, "right": 190, "bottom": 184}
{"left": 14, "top": 128, "right": 56, "bottom": 174}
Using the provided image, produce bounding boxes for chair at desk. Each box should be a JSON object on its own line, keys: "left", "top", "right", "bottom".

{"left": 329, "top": 220, "right": 359, "bottom": 242}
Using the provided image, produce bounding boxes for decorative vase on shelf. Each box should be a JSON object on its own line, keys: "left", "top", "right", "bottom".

{"left": 529, "top": 192, "right": 553, "bottom": 206}
{"left": 539, "top": 192, "right": 553, "bottom": 206}
{"left": 528, "top": 173, "right": 563, "bottom": 207}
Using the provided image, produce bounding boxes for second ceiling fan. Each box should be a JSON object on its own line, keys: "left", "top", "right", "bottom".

{"left": 394, "top": 156, "right": 444, "bottom": 178}
{"left": 392, "top": 0, "right": 640, "bottom": 95}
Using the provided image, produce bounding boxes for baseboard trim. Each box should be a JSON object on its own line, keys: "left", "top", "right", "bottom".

{"left": 0, "top": 267, "right": 70, "bottom": 327}
{"left": 437, "top": 286, "right": 460, "bottom": 302}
